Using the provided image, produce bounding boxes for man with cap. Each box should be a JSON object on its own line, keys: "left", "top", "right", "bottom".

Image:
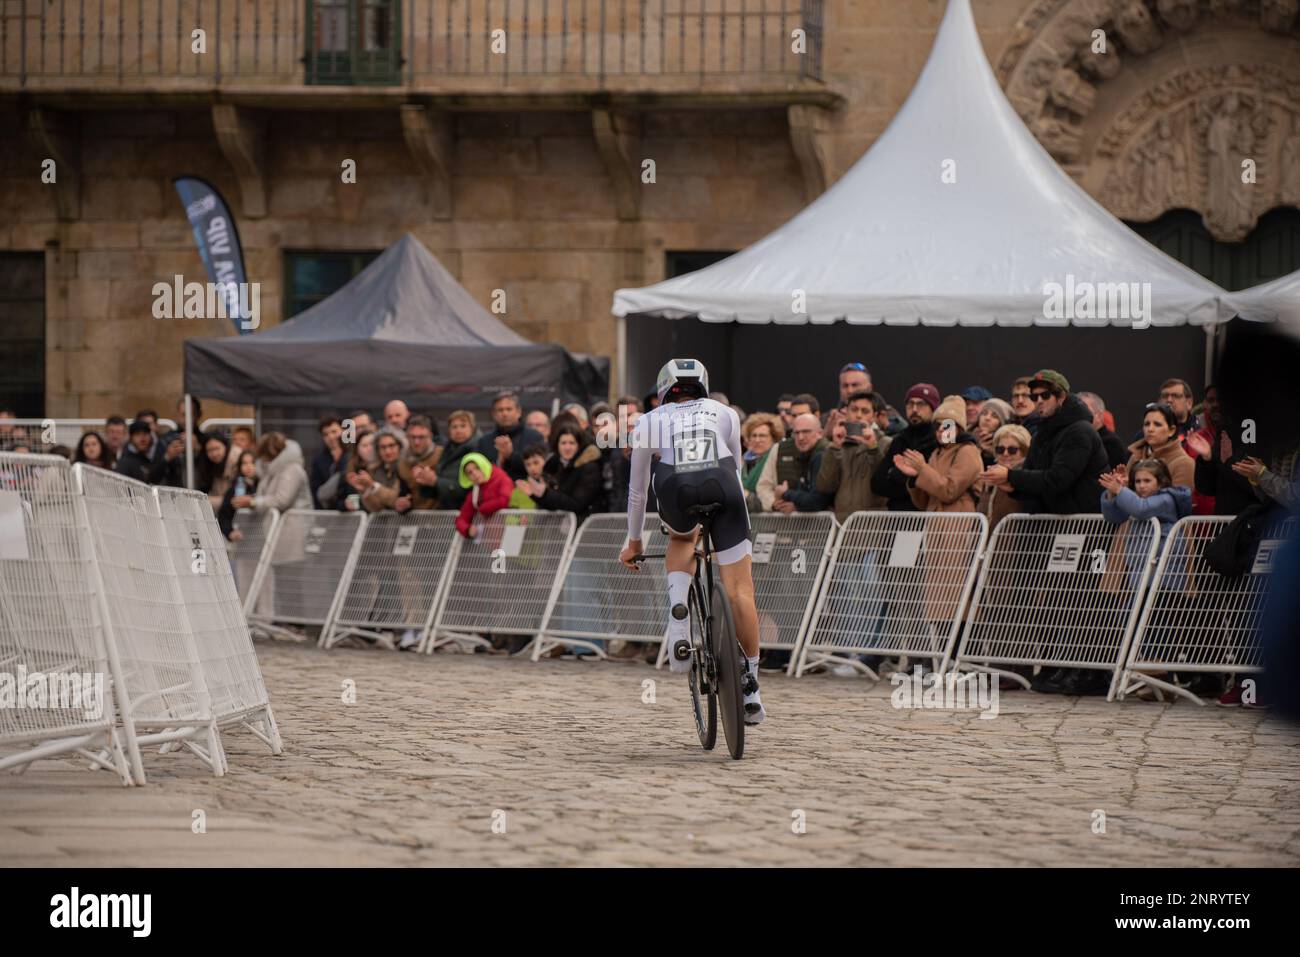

{"left": 960, "top": 386, "right": 993, "bottom": 429}
{"left": 871, "top": 382, "right": 939, "bottom": 511}
{"left": 982, "top": 370, "right": 1109, "bottom": 696}
{"left": 982, "top": 370, "right": 1105, "bottom": 516}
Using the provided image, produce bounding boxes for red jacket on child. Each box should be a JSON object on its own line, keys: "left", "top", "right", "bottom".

{"left": 456, "top": 464, "right": 515, "bottom": 536}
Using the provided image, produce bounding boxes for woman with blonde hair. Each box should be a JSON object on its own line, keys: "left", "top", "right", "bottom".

{"left": 976, "top": 423, "right": 1030, "bottom": 529}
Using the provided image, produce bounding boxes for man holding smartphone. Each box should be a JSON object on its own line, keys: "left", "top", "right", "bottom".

{"left": 817, "top": 390, "right": 892, "bottom": 523}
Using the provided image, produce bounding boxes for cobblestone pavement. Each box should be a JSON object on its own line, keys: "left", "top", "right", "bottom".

{"left": 3, "top": 642, "right": 1299, "bottom": 866}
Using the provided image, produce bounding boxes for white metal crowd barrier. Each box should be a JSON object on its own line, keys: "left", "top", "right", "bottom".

{"left": 321, "top": 511, "right": 461, "bottom": 650}
{"left": 153, "top": 485, "right": 281, "bottom": 767}
{"left": 797, "top": 511, "right": 988, "bottom": 678}
{"left": 748, "top": 512, "right": 839, "bottom": 670}
{"left": 954, "top": 514, "right": 1161, "bottom": 698}
{"left": 534, "top": 512, "right": 670, "bottom": 659}
{"left": 244, "top": 509, "right": 367, "bottom": 642}
{"left": 428, "top": 510, "right": 576, "bottom": 653}
{"left": 0, "top": 454, "right": 141, "bottom": 785}
{"left": 1118, "top": 514, "right": 1296, "bottom": 705}
{"left": 231, "top": 509, "right": 279, "bottom": 610}
{"left": 75, "top": 464, "right": 281, "bottom": 778}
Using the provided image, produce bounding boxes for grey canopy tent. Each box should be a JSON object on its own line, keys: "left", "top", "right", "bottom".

{"left": 184, "top": 233, "right": 608, "bottom": 426}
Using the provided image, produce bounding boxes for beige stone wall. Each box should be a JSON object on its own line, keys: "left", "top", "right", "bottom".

{"left": 0, "top": 102, "right": 805, "bottom": 419}
{"left": 1, "top": 0, "right": 1294, "bottom": 419}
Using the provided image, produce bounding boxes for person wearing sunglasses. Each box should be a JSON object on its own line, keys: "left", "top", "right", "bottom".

{"left": 981, "top": 369, "right": 1107, "bottom": 517}
{"left": 983, "top": 371, "right": 1109, "bottom": 696}
{"left": 976, "top": 424, "right": 1031, "bottom": 529}
{"left": 838, "top": 362, "right": 873, "bottom": 406}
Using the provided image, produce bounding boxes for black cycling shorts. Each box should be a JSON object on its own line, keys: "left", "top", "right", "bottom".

{"left": 651, "top": 456, "right": 752, "bottom": 564}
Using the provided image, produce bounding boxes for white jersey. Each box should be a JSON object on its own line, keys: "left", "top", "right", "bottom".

{"left": 627, "top": 398, "right": 743, "bottom": 541}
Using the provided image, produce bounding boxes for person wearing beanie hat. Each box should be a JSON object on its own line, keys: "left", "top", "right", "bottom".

{"left": 872, "top": 382, "right": 939, "bottom": 510}
{"left": 905, "top": 382, "right": 940, "bottom": 412}
{"left": 455, "top": 451, "right": 516, "bottom": 538}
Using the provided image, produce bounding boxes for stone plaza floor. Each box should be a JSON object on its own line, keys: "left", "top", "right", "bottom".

{"left": 2, "top": 641, "right": 1298, "bottom": 866}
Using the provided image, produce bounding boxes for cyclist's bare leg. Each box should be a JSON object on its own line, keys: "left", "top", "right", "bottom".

{"left": 665, "top": 529, "right": 698, "bottom": 577}
{"left": 718, "top": 556, "right": 759, "bottom": 658}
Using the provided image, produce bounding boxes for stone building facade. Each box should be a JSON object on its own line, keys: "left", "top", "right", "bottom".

{"left": 0, "top": 0, "right": 1297, "bottom": 420}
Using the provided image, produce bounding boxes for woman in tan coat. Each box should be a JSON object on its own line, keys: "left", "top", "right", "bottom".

{"left": 894, "top": 395, "right": 986, "bottom": 641}
{"left": 1125, "top": 402, "right": 1194, "bottom": 489}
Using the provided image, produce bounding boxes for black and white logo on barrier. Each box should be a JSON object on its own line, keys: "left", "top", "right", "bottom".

{"left": 1047, "top": 534, "right": 1087, "bottom": 573}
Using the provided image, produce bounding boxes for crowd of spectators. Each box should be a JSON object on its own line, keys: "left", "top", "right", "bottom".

{"left": 3, "top": 359, "right": 1295, "bottom": 699}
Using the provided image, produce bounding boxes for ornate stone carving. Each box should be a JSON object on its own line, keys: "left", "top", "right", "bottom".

{"left": 1033, "top": 116, "right": 1085, "bottom": 162}
{"left": 1261, "top": 0, "right": 1300, "bottom": 33}
{"left": 1281, "top": 113, "right": 1300, "bottom": 202}
{"left": 996, "top": 0, "right": 1300, "bottom": 242}
{"left": 1156, "top": 0, "right": 1200, "bottom": 32}
{"left": 1115, "top": 0, "right": 1164, "bottom": 55}
{"left": 1050, "top": 68, "right": 1097, "bottom": 116}
{"left": 1077, "top": 40, "right": 1122, "bottom": 81}
{"left": 1194, "top": 90, "right": 1272, "bottom": 240}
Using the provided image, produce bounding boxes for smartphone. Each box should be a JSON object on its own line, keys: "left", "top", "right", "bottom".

{"left": 844, "top": 421, "right": 866, "bottom": 438}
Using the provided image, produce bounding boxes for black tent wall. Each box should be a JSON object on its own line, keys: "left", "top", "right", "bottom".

{"left": 627, "top": 316, "right": 1207, "bottom": 436}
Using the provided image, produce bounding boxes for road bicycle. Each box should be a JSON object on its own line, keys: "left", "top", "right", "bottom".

{"left": 635, "top": 502, "right": 746, "bottom": 760}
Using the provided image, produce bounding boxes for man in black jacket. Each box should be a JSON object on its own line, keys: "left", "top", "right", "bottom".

{"left": 116, "top": 420, "right": 170, "bottom": 484}
{"left": 475, "top": 391, "right": 545, "bottom": 482}
{"left": 871, "top": 383, "right": 939, "bottom": 510}
{"left": 983, "top": 369, "right": 1109, "bottom": 696}
{"left": 986, "top": 370, "right": 1106, "bottom": 516}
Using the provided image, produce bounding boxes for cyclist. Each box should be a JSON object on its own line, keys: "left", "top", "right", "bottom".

{"left": 619, "top": 359, "right": 765, "bottom": 725}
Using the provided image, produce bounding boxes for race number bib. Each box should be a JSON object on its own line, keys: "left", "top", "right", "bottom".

{"left": 672, "top": 425, "right": 719, "bottom": 472}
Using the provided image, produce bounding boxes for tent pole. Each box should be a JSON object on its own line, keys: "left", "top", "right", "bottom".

{"left": 184, "top": 393, "right": 194, "bottom": 490}
{"left": 1203, "top": 324, "right": 1217, "bottom": 387}
{"left": 616, "top": 314, "right": 627, "bottom": 400}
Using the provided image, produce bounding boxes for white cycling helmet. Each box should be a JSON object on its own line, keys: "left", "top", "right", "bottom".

{"left": 656, "top": 358, "right": 710, "bottom": 404}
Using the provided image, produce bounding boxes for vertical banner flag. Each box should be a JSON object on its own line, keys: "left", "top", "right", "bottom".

{"left": 172, "top": 176, "right": 253, "bottom": 335}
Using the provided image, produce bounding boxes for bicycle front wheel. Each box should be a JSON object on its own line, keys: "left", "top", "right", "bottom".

{"left": 712, "top": 584, "right": 745, "bottom": 760}
{"left": 687, "top": 582, "right": 717, "bottom": 751}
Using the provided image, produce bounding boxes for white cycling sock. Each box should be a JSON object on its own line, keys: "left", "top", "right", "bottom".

{"left": 745, "top": 655, "right": 760, "bottom": 684}
{"left": 667, "top": 571, "right": 691, "bottom": 613}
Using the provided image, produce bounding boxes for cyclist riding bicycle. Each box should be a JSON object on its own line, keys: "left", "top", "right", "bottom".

{"left": 618, "top": 358, "right": 765, "bottom": 725}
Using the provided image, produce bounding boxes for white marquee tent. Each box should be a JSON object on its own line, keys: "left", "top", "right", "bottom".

{"left": 612, "top": 0, "right": 1233, "bottom": 330}
{"left": 1226, "top": 269, "right": 1300, "bottom": 327}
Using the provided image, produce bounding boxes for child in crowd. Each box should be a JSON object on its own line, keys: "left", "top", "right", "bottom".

{"left": 1099, "top": 458, "right": 1192, "bottom": 544}
{"left": 456, "top": 452, "right": 516, "bottom": 538}
{"left": 218, "top": 449, "right": 259, "bottom": 541}
{"left": 515, "top": 444, "right": 549, "bottom": 506}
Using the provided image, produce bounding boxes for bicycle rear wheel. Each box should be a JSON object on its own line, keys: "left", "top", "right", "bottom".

{"left": 712, "top": 584, "right": 745, "bottom": 760}
{"left": 687, "top": 582, "right": 717, "bottom": 750}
